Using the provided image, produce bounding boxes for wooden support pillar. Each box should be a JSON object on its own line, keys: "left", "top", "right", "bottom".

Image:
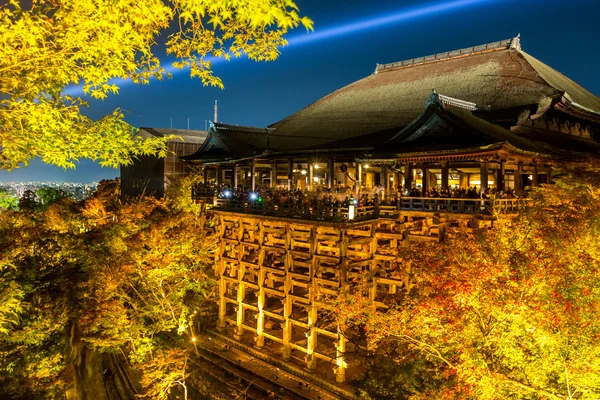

{"left": 516, "top": 161, "right": 523, "bottom": 192}
{"left": 421, "top": 165, "right": 428, "bottom": 196}
{"left": 309, "top": 162, "right": 314, "bottom": 191}
{"left": 270, "top": 160, "right": 275, "bottom": 188}
{"left": 404, "top": 164, "right": 412, "bottom": 192}
{"left": 282, "top": 248, "right": 292, "bottom": 360}
{"left": 256, "top": 251, "right": 266, "bottom": 347}
{"left": 306, "top": 305, "right": 318, "bottom": 370}
{"left": 356, "top": 163, "right": 363, "bottom": 194}
{"left": 480, "top": 162, "right": 489, "bottom": 196}
{"left": 335, "top": 327, "right": 347, "bottom": 383}
{"left": 441, "top": 161, "right": 449, "bottom": 190}
{"left": 532, "top": 161, "right": 539, "bottom": 187}
{"left": 496, "top": 160, "right": 505, "bottom": 192}
{"left": 327, "top": 158, "right": 334, "bottom": 189}
{"left": 202, "top": 166, "right": 208, "bottom": 184}
{"left": 232, "top": 164, "right": 238, "bottom": 189}
{"left": 215, "top": 166, "right": 222, "bottom": 186}
{"left": 381, "top": 165, "right": 388, "bottom": 200}
{"left": 251, "top": 158, "right": 256, "bottom": 191}
{"left": 218, "top": 276, "right": 226, "bottom": 328}
{"left": 234, "top": 270, "right": 246, "bottom": 340}
{"left": 287, "top": 158, "right": 293, "bottom": 190}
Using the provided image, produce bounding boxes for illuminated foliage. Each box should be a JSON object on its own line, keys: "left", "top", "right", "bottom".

{"left": 0, "top": 0, "right": 313, "bottom": 170}
{"left": 325, "top": 163, "right": 600, "bottom": 399}
{"left": 0, "top": 178, "right": 217, "bottom": 398}
{"left": 0, "top": 189, "right": 19, "bottom": 211}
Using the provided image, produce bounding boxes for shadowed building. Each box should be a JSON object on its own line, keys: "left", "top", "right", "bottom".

{"left": 120, "top": 127, "right": 208, "bottom": 197}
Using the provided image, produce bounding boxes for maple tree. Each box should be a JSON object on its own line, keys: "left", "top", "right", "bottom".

{"left": 0, "top": 0, "right": 313, "bottom": 170}
{"left": 322, "top": 163, "right": 600, "bottom": 399}
{"left": 0, "top": 176, "right": 221, "bottom": 399}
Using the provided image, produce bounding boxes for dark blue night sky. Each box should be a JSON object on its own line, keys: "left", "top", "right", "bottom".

{"left": 2, "top": 0, "right": 599, "bottom": 182}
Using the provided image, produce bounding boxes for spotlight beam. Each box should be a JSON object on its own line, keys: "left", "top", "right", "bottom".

{"left": 64, "top": 0, "right": 501, "bottom": 97}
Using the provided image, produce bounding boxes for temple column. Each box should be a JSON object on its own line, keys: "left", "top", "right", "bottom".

{"left": 287, "top": 159, "right": 293, "bottom": 190}
{"left": 532, "top": 161, "right": 539, "bottom": 187}
{"left": 496, "top": 160, "right": 505, "bottom": 192}
{"left": 306, "top": 305, "right": 318, "bottom": 370}
{"left": 381, "top": 165, "right": 388, "bottom": 201}
{"left": 232, "top": 164, "right": 238, "bottom": 189}
{"left": 356, "top": 163, "right": 363, "bottom": 194}
{"left": 480, "top": 162, "right": 489, "bottom": 196}
{"left": 327, "top": 158, "right": 334, "bottom": 189}
{"left": 421, "top": 165, "right": 428, "bottom": 196}
{"left": 441, "top": 161, "right": 449, "bottom": 190}
{"left": 216, "top": 166, "right": 222, "bottom": 186}
{"left": 404, "top": 164, "right": 412, "bottom": 193}
{"left": 516, "top": 161, "right": 523, "bottom": 192}
{"left": 308, "top": 162, "right": 314, "bottom": 191}
{"left": 270, "top": 160, "right": 275, "bottom": 188}
{"left": 251, "top": 158, "right": 256, "bottom": 191}
{"left": 202, "top": 166, "right": 208, "bottom": 184}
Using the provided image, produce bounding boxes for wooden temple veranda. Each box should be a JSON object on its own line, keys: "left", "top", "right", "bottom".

{"left": 174, "top": 36, "right": 600, "bottom": 390}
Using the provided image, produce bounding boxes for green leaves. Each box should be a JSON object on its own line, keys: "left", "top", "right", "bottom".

{"left": 0, "top": 0, "right": 311, "bottom": 169}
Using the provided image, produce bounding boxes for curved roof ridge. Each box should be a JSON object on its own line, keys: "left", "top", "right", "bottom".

{"left": 375, "top": 36, "right": 519, "bottom": 73}
{"left": 214, "top": 122, "right": 274, "bottom": 133}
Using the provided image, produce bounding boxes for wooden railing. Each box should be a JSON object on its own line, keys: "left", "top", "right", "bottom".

{"left": 399, "top": 197, "right": 529, "bottom": 214}
{"left": 213, "top": 199, "right": 377, "bottom": 222}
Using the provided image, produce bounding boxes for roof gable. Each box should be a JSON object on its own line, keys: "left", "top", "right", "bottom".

{"left": 375, "top": 92, "right": 546, "bottom": 155}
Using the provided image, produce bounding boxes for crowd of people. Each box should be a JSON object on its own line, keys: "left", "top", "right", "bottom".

{"left": 193, "top": 183, "right": 523, "bottom": 213}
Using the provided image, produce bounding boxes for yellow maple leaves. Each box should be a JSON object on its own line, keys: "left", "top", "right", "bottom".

{"left": 0, "top": 0, "right": 312, "bottom": 170}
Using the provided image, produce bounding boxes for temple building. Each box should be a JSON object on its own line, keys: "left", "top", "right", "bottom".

{"left": 185, "top": 36, "right": 600, "bottom": 199}
{"left": 182, "top": 36, "right": 600, "bottom": 391}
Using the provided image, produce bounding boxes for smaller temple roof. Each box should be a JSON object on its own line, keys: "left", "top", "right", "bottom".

{"left": 373, "top": 91, "right": 555, "bottom": 158}
{"left": 138, "top": 127, "right": 208, "bottom": 144}
{"left": 181, "top": 122, "right": 273, "bottom": 162}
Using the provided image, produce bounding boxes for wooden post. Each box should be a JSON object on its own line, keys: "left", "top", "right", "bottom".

{"left": 202, "top": 166, "right": 208, "bottom": 184}
{"left": 270, "top": 160, "right": 275, "bottom": 188}
{"left": 496, "top": 160, "right": 505, "bottom": 192}
{"left": 251, "top": 158, "right": 256, "bottom": 191}
{"left": 233, "top": 164, "right": 238, "bottom": 189}
{"left": 288, "top": 158, "right": 293, "bottom": 190}
{"left": 327, "top": 158, "right": 334, "bottom": 189}
{"left": 256, "top": 250, "right": 266, "bottom": 347}
{"left": 306, "top": 304, "right": 318, "bottom": 370}
{"left": 381, "top": 165, "right": 388, "bottom": 201}
{"left": 309, "top": 162, "right": 314, "bottom": 191}
{"left": 421, "top": 165, "right": 428, "bottom": 196}
{"left": 215, "top": 166, "right": 222, "bottom": 186}
{"left": 218, "top": 276, "right": 227, "bottom": 328}
{"left": 356, "top": 163, "right": 362, "bottom": 194}
{"left": 516, "top": 161, "right": 523, "bottom": 192}
{"left": 532, "top": 161, "right": 539, "bottom": 187}
{"left": 480, "top": 162, "right": 489, "bottom": 196}
{"left": 234, "top": 269, "right": 246, "bottom": 340}
{"left": 404, "top": 164, "right": 412, "bottom": 193}
{"left": 335, "top": 327, "right": 347, "bottom": 383}
{"left": 441, "top": 161, "right": 449, "bottom": 190}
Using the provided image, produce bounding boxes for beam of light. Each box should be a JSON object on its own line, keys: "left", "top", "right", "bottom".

{"left": 287, "top": 0, "right": 499, "bottom": 46}
{"left": 64, "top": 0, "right": 501, "bottom": 97}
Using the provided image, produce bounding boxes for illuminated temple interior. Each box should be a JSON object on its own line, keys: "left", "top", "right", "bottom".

{"left": 121, "top": 36, "right": 600, "bottom": 391}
